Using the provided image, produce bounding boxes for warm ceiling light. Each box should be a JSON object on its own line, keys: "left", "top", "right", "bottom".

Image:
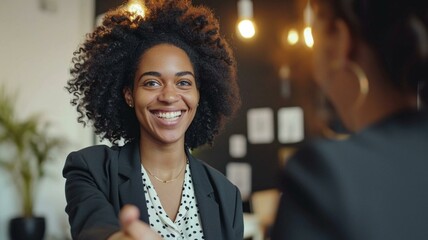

{"left": 237, "top": 0, "right": 256, "bottom": 39}
{"left": 126, "top": 0, "right": 145, "bottom": 18}
{"left": 303, "top": 27, "right": 314, "bottom": 48}
{"left": 303, "top": 0, "right": 314, "bottom": 48}
{"left": 238, "top": 19, "right": 256, "bottom": 39}
{"left": 304, "top": 0, "right": 313, "bottom": 27}
{"left": 287, "top": 29, "right": 299, "bottom": 45}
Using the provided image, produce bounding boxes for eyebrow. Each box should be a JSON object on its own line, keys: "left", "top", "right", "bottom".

{"left": 138, "top": 71, "right": 195, "bottom": 80}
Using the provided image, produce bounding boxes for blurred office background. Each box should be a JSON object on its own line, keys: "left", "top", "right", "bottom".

{"left": 0, "top": 0, "right": 330, "bottom": 239}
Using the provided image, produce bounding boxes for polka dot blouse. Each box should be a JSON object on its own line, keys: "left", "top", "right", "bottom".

{"left": 141, "top": 162, "right": 205, "bottom": 240}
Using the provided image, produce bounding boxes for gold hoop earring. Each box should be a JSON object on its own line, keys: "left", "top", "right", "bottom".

{"left": 322, "top": 126, "right": 350, "bottom": 140}
{"left": 322, "top": 61, "right": 369, "bottom": 137}
{"left": 347, "top": 61, "right": 369, "bottom": 110}
{"left": 330, "top": 60, "right": 369, "bottom": 108}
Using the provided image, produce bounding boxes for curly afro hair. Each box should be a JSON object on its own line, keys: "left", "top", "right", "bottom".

{"left": 66, "top": 0, "right": 240, "bottom": 149}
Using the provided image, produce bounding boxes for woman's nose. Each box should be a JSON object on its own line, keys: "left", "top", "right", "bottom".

{"left": 158, "top": 85, "right": 179, "bottom": 103}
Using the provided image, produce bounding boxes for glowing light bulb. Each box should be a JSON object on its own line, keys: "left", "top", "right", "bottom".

{"left": 303, "top": 27, "right": 314, "bottom": 48}
{"left": 128, "top": 3, "right": 144, "bottom": 16}
{"left": 125, "top": 0, "right": 145, "bottom": 19}
{"left": 237, "top": 0, "right": 256, "bottom": 40}
{"left": 238, "top": 19, "right": 256, "bottom": 39}
{"left": 287, "top": 29, "right": 299, "bottom": 45}
{"left": 304, "top": 0, "right": 313, "bottom": 26}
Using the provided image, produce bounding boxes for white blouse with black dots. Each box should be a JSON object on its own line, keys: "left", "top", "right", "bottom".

{"left": 141, "top": 162, "right": 205, "bottom": 240}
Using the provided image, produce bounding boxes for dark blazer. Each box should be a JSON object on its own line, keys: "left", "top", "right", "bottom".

{"left": 63, "top": 141, "right": 243, "bottom": 240}
{"left": 271, "top": 110, "right": 428, "bottom": 240}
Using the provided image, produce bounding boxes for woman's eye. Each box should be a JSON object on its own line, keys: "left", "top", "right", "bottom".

{"left": 177, "top": 79, "right": 192, "bottom": 86}
{"left": 143, "top": 80, "right": 161, "bottom": 87}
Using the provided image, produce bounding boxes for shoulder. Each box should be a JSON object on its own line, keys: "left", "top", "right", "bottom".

{"left": 358, "top": 110, "right": 428, "bottom": 148}
{"left": 63, "top": 144, "right": 125, "bottom": 174}
{"left": 189, "top": 155, "right": 240, "bottom": 198}
{"left": 68, "top": 144, "right": 121, "bottom": 156}
{"left": 281, "top": 110, "right": 428, "bottom": 205}
{"left": 282, "top": 138, "right": 361, "bottom": 198}
{"left": 286, "top": 139, "right": 350, "bottom": 172}
{"left": 194, "top": 158, "right": 225, "bottom": 178}
{"left": 66, "top": 144, "right": 120, "bottom": 162}
{"left": 191, "top": 156, "right": 234, "bottom": 186}
{"left": 297, "top": 110, "right": 428, "bottom": 169}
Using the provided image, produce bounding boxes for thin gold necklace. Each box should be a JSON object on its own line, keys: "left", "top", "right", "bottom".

{"left": 145, "top": 160, "right": 187, "bottom": 184}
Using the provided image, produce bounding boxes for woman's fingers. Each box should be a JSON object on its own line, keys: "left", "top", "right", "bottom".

{"left": 120, "top": 204, "right": 140, "bottom": 227}
{"left": 126, "top": 220, "right": 162, "bottom": 240}
{"left": 119, "top": 204, "right": 162, "bottom": 240}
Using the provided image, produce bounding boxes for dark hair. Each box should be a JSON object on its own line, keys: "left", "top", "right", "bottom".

{"left": 66, "top": 0, "right": 240, "bottom": 148}
{"left": 316, "top": 0, "right": 428, "bottom": 103}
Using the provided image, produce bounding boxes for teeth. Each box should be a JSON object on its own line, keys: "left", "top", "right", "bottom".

{"left": 156, "top": 111, "right": 182, "bottom": 120}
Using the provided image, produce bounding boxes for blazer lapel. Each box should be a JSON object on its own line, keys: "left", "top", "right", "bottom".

{"left": 188, "top": 152, "right": 222, "bottom": 240}
{"left": 117, "top": 141, "right": 149, "bottom": 223}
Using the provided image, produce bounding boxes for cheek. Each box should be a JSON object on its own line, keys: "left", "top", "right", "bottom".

{"left": 186, "top": 89, "right": 200, "bottom": 108}
{"left": 133, "top": 90, "right": 156, "bottom": 114}
{"left": 134, "top": 91, "right": 150, "bottom": 106}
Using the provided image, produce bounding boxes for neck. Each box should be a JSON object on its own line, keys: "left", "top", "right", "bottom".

{"left": 331, "top": 48, "right": 418, "bottom": 132}
{"left": 341, "top": 83, "right": 417, "bottom": 132}
{"left": 139, "top": 136, "right": 187, "bottom": 172}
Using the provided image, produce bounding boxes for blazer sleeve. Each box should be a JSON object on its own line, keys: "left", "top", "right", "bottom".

{"left": 232, "top": 185, "right": 244, "bottom": 240}
{"left": 271, "top": 144, "right": 346, "bottom": 240}
{"left": 63, "top": 149, "right": 120, "bottom": 240}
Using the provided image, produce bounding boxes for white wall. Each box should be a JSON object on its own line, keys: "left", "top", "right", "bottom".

{"left": 0, "top": 0, "right": 95, "bottom": 239}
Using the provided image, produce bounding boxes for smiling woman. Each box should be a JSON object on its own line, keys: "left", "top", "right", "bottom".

{"left": 63, "top": 1, "right": 242, "bottom": 240}
{"left": 124, "top": 44, "right": 200, "bottom": 147}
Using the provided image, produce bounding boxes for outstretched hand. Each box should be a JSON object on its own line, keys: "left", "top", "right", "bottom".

{"left": 108, "top": 205, "right": 162, "bottom": 240}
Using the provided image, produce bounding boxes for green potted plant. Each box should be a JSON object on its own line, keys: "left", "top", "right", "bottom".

{"left": 0, "top": 85, "right": 65, "bottom": 240}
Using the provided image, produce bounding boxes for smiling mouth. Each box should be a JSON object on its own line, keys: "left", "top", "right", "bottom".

{"left": 152, "top": 111, "right": 183, "bottom": 121}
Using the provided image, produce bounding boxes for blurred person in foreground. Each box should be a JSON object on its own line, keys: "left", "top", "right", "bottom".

{"left": 272, "top": 0, "right": 428, "bottom": 239}
{"left": 63, "top": 0, "right": 243, "bottom": 239}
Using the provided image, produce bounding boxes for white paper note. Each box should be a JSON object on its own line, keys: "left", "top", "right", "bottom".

{"left": 278, "top": 107, "right": 304, "bottom": 143}
{"left": 247, "top": 108, "right": 274, "bottom": 144}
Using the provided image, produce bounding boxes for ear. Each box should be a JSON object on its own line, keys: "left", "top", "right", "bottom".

{"left": 123, "top": 87, "right": 134, "bottom": 107}
{"left": 332, "top": 19, "right": 353, "bottom": 66}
